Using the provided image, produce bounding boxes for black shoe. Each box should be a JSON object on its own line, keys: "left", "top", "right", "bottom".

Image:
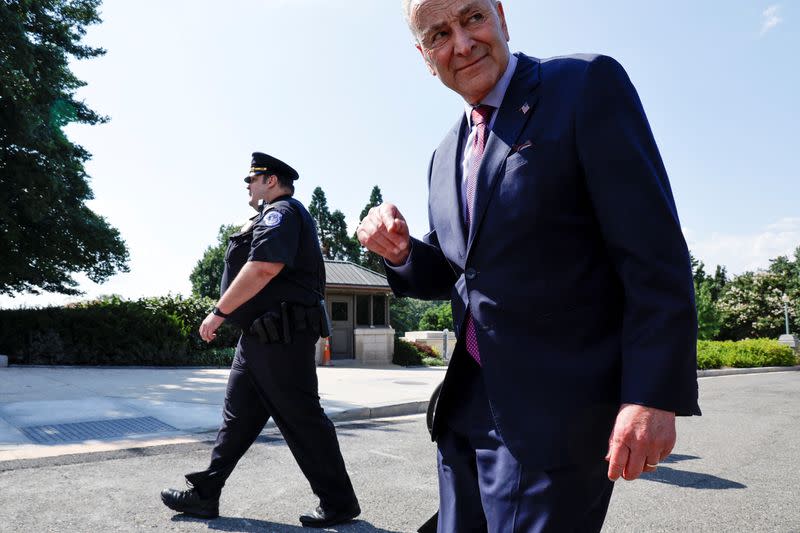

{"left": 299, "top": 502, "right": 361, "bottom": 528}
{"left": 160, "top": 485, "right": 219, "bottom": 519}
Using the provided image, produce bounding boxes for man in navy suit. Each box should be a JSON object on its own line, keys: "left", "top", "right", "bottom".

{"left": 358, "top": 0, "right": 700, "bottom": 531}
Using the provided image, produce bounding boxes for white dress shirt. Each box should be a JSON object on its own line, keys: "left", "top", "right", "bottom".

{"left": 460, "top": 53, "right": 519, "bottom": 223}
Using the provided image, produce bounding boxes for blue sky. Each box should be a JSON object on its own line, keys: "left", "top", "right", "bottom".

{"left": 3, "top": 0, "right": 798, "bottom": 308}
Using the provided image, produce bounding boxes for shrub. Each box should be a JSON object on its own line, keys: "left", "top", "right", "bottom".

{"left": 393, "top": 338, "right": 424, "bottom": 366}
{"left": 412, "top": 341, "right": 445, "bottom": 366}
{"left": 137, "top": 294, "right": 240, "bottom": 351}
{"left": 697, "top": 339, "right": 796, "bottom": 369}
{"left": 393, "top": 338, "right": 445, "bottom": 367}
{"left": 191, "top": 347, "right": 236, "bottom": 367}
{"left": 422, "top": 356, "right": 446, "bottom": 367}
{"left": 696, "top": 340, "right": 725, "bottom": 369}
{"left": 411, "top": 341, "right": 440, "bottom": 358}
{"left": 0, "top": 295, "right": 240, "bottom": 366}
{"left": 724, "top": 339, "right": 796, "bottom": 368}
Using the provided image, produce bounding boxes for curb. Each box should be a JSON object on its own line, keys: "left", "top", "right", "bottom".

{"left": 697, "top": 365, "right": 800, "bottom": 377}
{"left": 329, "top": 401, "right": 429, "bottom": 422}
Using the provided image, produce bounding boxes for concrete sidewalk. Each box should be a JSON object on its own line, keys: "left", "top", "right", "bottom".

{"left": 0, "top": 364, "right": 446, "bottom": 462}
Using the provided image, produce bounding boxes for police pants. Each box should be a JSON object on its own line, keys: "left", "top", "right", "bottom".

{"left": 186, "top": 332, "right": 357, "bottom": 510}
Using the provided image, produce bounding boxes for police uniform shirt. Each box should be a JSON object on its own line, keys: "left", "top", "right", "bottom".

{"left": 221, "top": 195, "right": 324, "bottom": 328}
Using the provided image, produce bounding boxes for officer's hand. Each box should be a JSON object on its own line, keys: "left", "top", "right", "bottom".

{"left": 356, "top": 203, "right": 411, "bottom": 265}
{"left": 199, "top": 312, "right": 225, "bottom": 343}
{"left": 606, "top": 403, "right": 676, "bottom": 481}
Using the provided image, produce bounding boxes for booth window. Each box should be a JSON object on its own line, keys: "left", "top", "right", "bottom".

{"left": 331, "top": 302, "right": 348, "bottom": 322}
{"left": 356, "top": 295, "right": 371, "bottom": 326}
{"left": 373, "top": 295, "right": 387, "bottom": 326}
{"left": 353, "top": 294, "right": 388, "bottom": 327}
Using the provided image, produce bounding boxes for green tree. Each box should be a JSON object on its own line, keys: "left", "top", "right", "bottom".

{"left": 328, "top": 209, "right": 360, "bottom": 261}
{"left": 390, "top": 297, "right": 444, "bottom": 336}
{"left": 0, "top": 0, "right": 129, "bottom": 295}
{"left": 768, "top": 246, "right": 800, "bottom": 293}
{"left": 690, "top": 253, "right": 725, "bottom": 340}
{"left": 695, "top": 283, "right": 722, "bottom": 340}
{"left": 768, "top": 246, "right": 800, "bottom": 334}
{"left": 418, "top": 301, "right": 454, "bottom": 331}
{"left": 189, "top": 224, "right": 239, "bottom": 299}
{"left": 709, "top": 265, "right": 728, "bottom": 302}
{"left": 308, "top": 187, "right": 332, "bottom": 256}
{"left": 308, "top": 186, "right": 359, "bottom": 262}
{"left": 358, "top": 186, "right": 384, "bottom": 220}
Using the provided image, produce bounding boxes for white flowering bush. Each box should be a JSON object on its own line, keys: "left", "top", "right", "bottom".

{"left": 717, "top": 271, "right": 797, "bottom": 340}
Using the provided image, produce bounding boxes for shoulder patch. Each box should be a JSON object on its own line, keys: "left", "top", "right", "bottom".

{"left": 263, "top": 210, "right": 283, "bottom": 228}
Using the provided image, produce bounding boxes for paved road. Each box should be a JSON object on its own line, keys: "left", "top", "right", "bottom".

{"left": 1, "top": 371, "right": 798, "bottom": 532}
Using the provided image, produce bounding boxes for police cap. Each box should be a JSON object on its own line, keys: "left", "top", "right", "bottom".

{"left": 244, "top": 152, "right": 299, "bottom": 183}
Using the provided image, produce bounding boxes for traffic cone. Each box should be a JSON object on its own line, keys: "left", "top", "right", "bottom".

{"left": 321, "top": 337, "right": 332, "bottom": 366}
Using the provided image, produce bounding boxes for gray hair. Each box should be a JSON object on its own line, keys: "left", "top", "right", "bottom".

{"left": 401, "top": 0, "right": 501, "bottom": 39}
{"left": 401, "top": 0, "right": 418, "bottom": 37}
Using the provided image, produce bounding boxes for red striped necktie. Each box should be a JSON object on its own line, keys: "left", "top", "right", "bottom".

{"left": 464, "top": 104, "right": 493, "bottom": 366}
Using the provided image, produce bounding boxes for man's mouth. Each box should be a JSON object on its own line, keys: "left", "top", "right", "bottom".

{"left": 456, "top": 55, "right": 487, "bottom": 73}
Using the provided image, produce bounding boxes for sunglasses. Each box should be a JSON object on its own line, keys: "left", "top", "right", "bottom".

{"left": 244, "top": 172, "right": 269, "bottom": 184}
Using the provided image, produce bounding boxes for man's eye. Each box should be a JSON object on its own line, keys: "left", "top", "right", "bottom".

{"left": 469, "top": 13, "right": 485, "bottom": 23}
{"left": 429, "top": 31, "right": 448, "bottom": 46}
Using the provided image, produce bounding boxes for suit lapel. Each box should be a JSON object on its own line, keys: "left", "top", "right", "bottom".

{"left": 467, "top": 54, "right": 542, "bottom": 254}
{"left": 430, "top": 114, "right": 468, "bottom": 260}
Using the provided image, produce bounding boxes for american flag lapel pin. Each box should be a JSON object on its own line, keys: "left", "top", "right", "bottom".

{"left": 520, "top": 102, "right": 530, "bottom": 115}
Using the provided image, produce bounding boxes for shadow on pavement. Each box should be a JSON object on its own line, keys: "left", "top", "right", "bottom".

{"left": 642, "top": 466, "right": 746, "bottom": 489}
{"left": 660, "top": 453, "right": 700, "bottom": 464}
{"left": 639, "top": 453, "right": 745, "bottom": 490}
{"left": 172, "top": 514, "right": 403, "bottom": 532}
{"left": 333, "top": 418, "right": 421, "bottom": 438}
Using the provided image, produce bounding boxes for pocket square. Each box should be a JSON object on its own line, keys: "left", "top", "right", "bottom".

{"left": 510, "top": 140, "right": 533, "bottom": 154}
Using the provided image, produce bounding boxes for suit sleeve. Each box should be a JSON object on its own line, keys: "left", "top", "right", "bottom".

{"left": 384, "top": 152, "right": 459, "bottom": 301}
{"left": 576, "top": 55, "right": 700, "bottom": 416}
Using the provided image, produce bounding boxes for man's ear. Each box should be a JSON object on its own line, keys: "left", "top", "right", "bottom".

{"left": 416, "top": 43, "right": 437, "bottom": 77}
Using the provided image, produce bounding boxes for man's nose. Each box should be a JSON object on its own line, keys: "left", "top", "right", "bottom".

{"left": 451, "top": 26, "right": 475, "bottom": 57}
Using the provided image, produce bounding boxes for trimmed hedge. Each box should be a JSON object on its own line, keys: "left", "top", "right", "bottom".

{"left": 697, "top": 339, "right": 797, "bottom": 370}
{"left": 0, "top": 295, "right": 239, "bottom": 366}
{"left": 3, "top": 297, "right": 795, "bottom": 371}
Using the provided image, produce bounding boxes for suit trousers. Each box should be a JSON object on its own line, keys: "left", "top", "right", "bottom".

{"left": 185, "top": 332, "right": 356, "bottom": 510}
{"left": 436, "top": 356, "right": 614, "bottom": 532}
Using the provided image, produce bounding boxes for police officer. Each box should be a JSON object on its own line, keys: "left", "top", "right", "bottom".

{"left": 161, "top": 152, "right": 360, "bottom": 528}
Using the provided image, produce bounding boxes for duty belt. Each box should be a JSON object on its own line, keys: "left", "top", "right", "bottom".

{"left": 249, "top": 302, "right": 324, "bottom": 344}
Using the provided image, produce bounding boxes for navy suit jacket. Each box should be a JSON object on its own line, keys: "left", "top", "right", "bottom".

{"left": 387, "top": 53, "right": 701, "bottom": 470}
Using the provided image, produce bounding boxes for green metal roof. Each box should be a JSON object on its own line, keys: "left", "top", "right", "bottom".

{"left": 325, "top": 260, "right": 390, "bottom": 289}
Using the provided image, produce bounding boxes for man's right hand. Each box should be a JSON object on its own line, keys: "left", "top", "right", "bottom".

{"left": 356, "top": 203, "right": 411, "bottom": 265}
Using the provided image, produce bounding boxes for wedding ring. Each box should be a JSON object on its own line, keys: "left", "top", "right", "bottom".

{"left": 645, "top": 463, "right": 658, "bottom": 468}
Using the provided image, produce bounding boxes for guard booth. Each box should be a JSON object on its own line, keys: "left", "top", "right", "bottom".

{"left": 316, "top": 261, "right": 395, "bottom": 364}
